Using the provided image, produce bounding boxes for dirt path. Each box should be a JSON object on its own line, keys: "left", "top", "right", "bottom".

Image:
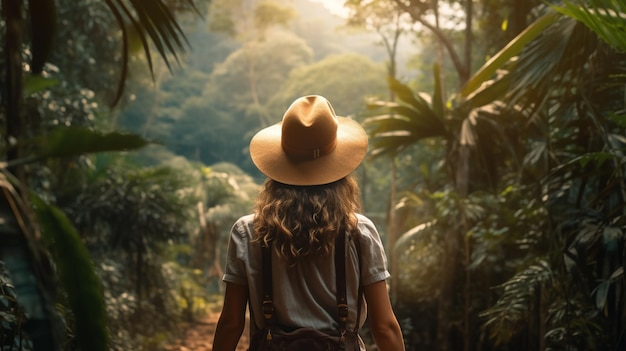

{"left": 164, "top": 313, "right": 379, "bottom": 351}
{"left": 164, "top": 311, "right": 250, "bottom": 351}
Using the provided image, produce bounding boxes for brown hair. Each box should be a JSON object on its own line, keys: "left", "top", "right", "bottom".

{"left": 253, "top": 175, "right": 362, "bottom": 263}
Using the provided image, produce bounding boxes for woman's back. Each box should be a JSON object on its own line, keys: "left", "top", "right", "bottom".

{"left": 224, "top": 214, "right": 390, "bottom": 333}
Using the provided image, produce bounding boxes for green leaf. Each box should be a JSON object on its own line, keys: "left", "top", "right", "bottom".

{"left": 40, "top": 127, "right": 149, "bottom": 158}
{"left": 610, "top": 267, "right": 623, "bottom": 280}
{"left": 105, "top": 0, "right": 198, "bottom": 106}
{"left": 462, "top": 75, "right": 511, "bottom": 110}
{"left": 394, "top": 221, "right": 435, "bottom": 253}
{"left": 124, "top": 0, "right": 190, "bottom": 71}
{"left": 388, "top": 77, "right": 447, "bottom": 131}
{"left": 578, "top": 152, "right": 614, "bottom": 168}
{"left": 593, "top": 280, "right": 610, "bottom": 311}
{"left": 390, "top": 77, "right": 434, "bottom": 116}
{"left": 388, "top": 76, "right": 422, "bottom": 110}
{"left": 0, "top": 296, "right": 9, "bottom": 308}
{"left": 4, "top": 129, "right": 150, "bottom": 169}
{"left": 32, "top": 196, "right": 109, "bottom": 351}
{"left": 461, "top": 11, "right": 561, "bottom": 97}
{"left": 366, "top": 84, "right": 449, "bottom": 157}
{"left": 23, "top": 75, "right": 58, "bottom": 96}
{"left": 553, "top": 0, "right": 626, "bottom": 52}
{"left": 608, "top": 113, "right": 626, "bottom": 128}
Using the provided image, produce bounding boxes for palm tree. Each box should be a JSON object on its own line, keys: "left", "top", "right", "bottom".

{"left": 479, "top": 2, "right": 626, "bottom": 349}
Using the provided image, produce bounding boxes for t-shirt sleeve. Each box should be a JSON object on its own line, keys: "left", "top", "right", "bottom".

{"left": 357, "top": 215, "right": 391, "bottom": 286}
{"left": 222, "top": 218, "right": 248, "bottom": 286}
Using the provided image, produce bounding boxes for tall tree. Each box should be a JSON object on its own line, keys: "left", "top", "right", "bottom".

{"left": 344, "top": 0, "right": 410, "bottom": 302}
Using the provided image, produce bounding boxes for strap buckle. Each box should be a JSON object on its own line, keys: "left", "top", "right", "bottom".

{"left": 337, "top": 303, "right": 349, "bottom": 321}
{"left": 262, "top": 299, "right": 274, "bottom": 319}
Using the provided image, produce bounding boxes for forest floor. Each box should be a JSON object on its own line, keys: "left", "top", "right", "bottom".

{"left": 163, "top": 311, "right": 378, "bottom": 351}
{"left": 163, "top": 311, "right": 250, "bottom": 351}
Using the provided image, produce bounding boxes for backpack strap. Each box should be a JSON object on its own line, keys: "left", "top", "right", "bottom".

{"left": 260, "top": 230, "right": 362, "bottom": 340}
{"left": 353, "top": 232, "right": 363, "bottom": 333}
{"left": 335, "top": 230, "right": 349, "bottom": 343}
{"left": 261, "top": 242, "right": 274, "bottom": 339}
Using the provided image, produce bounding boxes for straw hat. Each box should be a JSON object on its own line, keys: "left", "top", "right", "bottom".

{"left": 249, "top": 95, "right": 368, "bottom": 186}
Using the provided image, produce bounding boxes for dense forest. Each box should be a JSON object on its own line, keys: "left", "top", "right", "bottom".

{"left": 1, "top": 0, "right": 626, "bottom": 350}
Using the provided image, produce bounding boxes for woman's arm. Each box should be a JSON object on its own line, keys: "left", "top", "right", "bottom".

{"left": 212, "top": 282, "right": 248, "bottom": 351}
{"left": 364, "top": 280, "right": 406, "bottom": 351}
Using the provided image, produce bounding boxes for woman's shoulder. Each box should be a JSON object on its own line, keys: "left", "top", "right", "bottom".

{"left": 235, "top": 213, "right": 255, "bottom": 224}
{"left": 354, "top": 213, "right": 381, "bottom": 240}
{"left": 231, "top": 214, "right": 255, "bottom": 238}
{"left": 355, "top": 213, "right": 377, "bottom": 230}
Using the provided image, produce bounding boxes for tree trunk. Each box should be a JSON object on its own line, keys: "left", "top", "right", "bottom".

{"left": 4, "top": 0, "right": 24, "bottom": 170}
{"left": 387, "top": 158, "right": 398, "bottom": 303}
{"left": 1, "top": 1, "right": 62, "bottom": 349}
{"left": 377, "top": 9, "right": 402, "bottom": 303}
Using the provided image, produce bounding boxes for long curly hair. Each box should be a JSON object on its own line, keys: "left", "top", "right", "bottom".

{"left": 253, "top": 175, "right": 362, "bottom": 263}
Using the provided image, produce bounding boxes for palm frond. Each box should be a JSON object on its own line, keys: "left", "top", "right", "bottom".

{"left": 481, "top": 259, "right": 552, "bottom": 345}
{"left": 0, "top": 174, "right": 64, "bottom": 351}
{"left": 508, "top": 17, "right": 598, "bottom": 111}
{"left": 460, "top": 11, "right": 561, "bottom": 97}
{"left": 388, "top": 76, "right": 447, "bottom": 130}
{"left": 33, "top": 195, "right": 108, "bottom": 351}
{"left": 104, "top": 0, "right": 198, "bottom": 106}
{"left": 3, "top": 128, "right": 149, "bottom": 169}
{"left": 553, "top": 0, "right": 626, "bottom": 53}
{"left": 365, "top": 77, "right": 450, "bottom": 157}
{"left": 462, "top": 75, "right": 511, "bottom": 110}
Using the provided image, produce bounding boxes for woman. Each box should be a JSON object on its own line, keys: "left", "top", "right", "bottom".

{"left": 212, "top": 95, "right": 405, "bottom": 351}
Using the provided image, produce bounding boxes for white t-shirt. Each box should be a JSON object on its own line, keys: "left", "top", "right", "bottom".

{"left": 222, "top": 213, "right": 390, "bottom": 335}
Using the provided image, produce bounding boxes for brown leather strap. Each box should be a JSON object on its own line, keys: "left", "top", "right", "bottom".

{"left": 261, "top": 243, "right": 273, "bottom": 328}
{"left": 335, "top": 231, "right": 348, "bottom": 333}
{"left": 353, "top": 232, "right": 363, "bottom": 332}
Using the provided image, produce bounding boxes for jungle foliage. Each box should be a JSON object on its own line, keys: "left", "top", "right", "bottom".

{"left": 1, "top": 0, "right": 626, "bottom": 350}
{"left": 363, "top": 0, "right": 626, "bottom": 350}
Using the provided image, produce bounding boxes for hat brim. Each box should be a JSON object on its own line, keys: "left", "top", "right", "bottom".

{"left": 250, "top": 116, "right": 368, "bottom": 186}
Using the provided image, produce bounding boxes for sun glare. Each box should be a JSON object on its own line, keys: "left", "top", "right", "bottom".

{"left": 309, "top": 0, "right": 349, "bottom": 17}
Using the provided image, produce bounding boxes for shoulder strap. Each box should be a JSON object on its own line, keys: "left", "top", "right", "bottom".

{"left": 261, "top": 243, "right": 273, "bottom": 330}
{"left": 335, "top": 231, "right": 348, "bottom": 334}
{"left": 260, "top": 231, "right": 362, "bottom": 333}
{"left": 353, "top": 232, "right": 363, "bottom": 333}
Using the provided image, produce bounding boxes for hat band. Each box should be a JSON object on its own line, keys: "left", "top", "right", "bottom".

{"left": 281, "top": 139, "right": 337, "bottom": 160}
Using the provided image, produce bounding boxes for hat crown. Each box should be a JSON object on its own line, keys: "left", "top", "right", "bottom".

{"left": 249, "top": 95, "right": 368, "bottom": 186}
{"left": 281, "top": 96, "right": 338, "bottom": 160}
